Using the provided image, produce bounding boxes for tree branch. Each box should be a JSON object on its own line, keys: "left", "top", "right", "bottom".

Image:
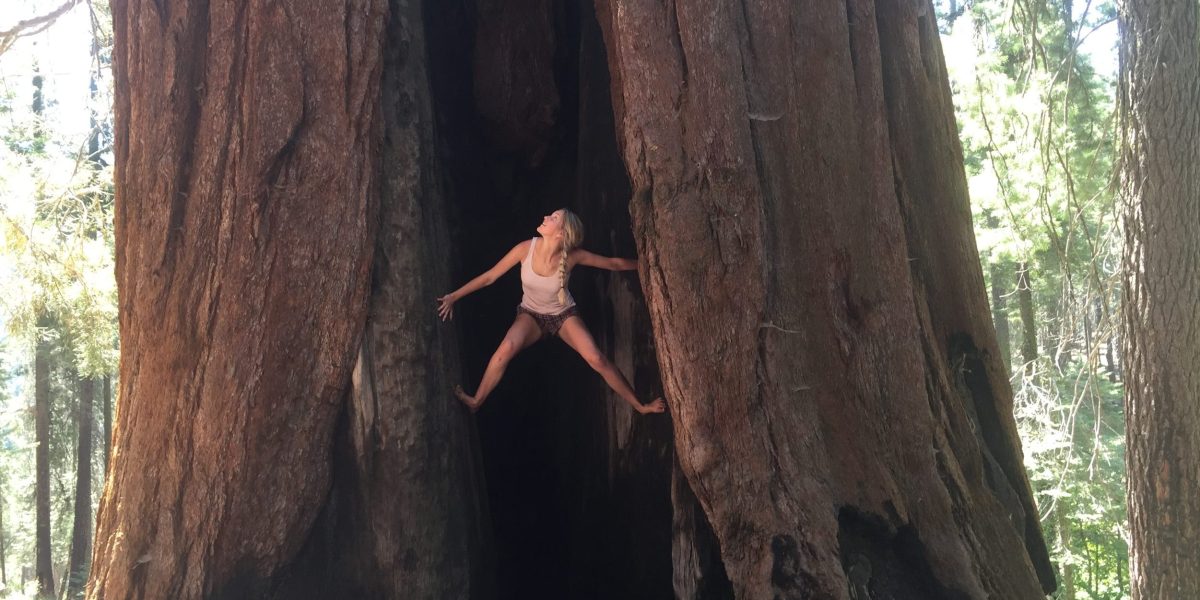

{"left": 0, "top": 0, "right": 82, "bottom": 57}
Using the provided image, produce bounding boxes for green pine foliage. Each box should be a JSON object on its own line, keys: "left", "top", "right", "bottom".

{"left": 942, "top": 0, "right": 1128, "bottom": 597}
{"left": 0, "top": 2, "right": 115, "bottom": 597}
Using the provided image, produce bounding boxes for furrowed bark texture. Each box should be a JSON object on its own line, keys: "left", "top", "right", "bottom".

{"left": 1118, "top": 0, "right": 1200, "bottom": 597}
{"left": 276, "top": 0, "right": 491, "bottom": 596}
{"left": 595, "top": 0, "right": 1054, "bottom": 597}
{"left": 89, "top": 1, "right": 384, "bottom": 598}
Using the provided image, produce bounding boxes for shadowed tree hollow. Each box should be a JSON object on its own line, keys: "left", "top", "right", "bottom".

{"left": 88, "top": 0, "right": 1055, "bottom": 599}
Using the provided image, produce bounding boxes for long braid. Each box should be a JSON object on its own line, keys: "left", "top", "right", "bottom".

{"left": 557, "top": 209, "right": 583, "bottom": 306}
{"left": 557, "top": 249, "right": 569, "bottom": 306}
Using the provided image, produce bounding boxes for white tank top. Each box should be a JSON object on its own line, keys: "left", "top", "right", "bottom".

{"left": 520, "top": 237, "right": 574, "bottom": 315}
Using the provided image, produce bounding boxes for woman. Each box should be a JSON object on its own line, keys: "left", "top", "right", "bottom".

{"left": 437, "top": 208, "right": 667, "bottom": 415}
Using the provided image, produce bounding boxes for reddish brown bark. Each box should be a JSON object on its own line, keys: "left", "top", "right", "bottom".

{"left": 87, "top": 0, "right": 1064, "bottom": 597}
{"left": 595, "top": 0, "right": 1054, "bottom": 597}
{"left": 87, "top": 0, "right": 384, "bottom": 598}
{"left": 274, "top": 0, "right": 490, "bottom": 596}
{"left": 1118, "top": 0, "right": 1200, "bottom": 597}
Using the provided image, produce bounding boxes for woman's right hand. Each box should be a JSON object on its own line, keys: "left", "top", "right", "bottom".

{"left": 436, "top": 294, "right": 457, "bottom": 321}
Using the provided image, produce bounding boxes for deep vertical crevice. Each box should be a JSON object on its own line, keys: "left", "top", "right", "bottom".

{"left": 422, "top": 0, "right": 676, "bottom": 597}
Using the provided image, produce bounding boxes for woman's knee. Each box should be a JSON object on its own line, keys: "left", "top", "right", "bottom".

{"left": 493, "top": 338, "right": 519, "bottom": 362}
{"left": 583, "top": 351, "right": 608, "bottom": 371}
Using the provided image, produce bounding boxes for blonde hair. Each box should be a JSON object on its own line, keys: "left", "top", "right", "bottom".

{"left": 557, "top": 209, "right": 584, "bottom": 306}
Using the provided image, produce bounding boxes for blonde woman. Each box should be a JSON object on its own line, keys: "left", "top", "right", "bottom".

{"left": 437, "top": 208, "right": 667, "bottom": 415}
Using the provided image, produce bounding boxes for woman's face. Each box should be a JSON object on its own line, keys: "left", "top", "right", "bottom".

{"left": 537, "top": 210, "right": 564, "bottom": 238}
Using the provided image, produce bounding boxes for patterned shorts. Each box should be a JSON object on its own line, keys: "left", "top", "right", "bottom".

{"left": 517, "top": 305, "right": 578, "bottom": 337}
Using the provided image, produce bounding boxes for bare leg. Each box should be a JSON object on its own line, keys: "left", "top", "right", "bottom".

{"left": 557, "top": 316, "right": 665, "bottom": 413}
{"left": 457, "top": 313, "right": 542, "bottom": 412}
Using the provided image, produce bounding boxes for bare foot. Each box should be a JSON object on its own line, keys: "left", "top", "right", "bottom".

{"left": 640, "top": 397, "right": 667, "bottom": 414}
{"left": 454, "top": 385, "right": 481, "bottom": 413}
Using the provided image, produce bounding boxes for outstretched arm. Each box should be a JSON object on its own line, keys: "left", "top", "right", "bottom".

{"left": 570, "top": 249, "right": 637, "bottom": 271}
{"left": 437, "top": 240, "right": 530, "bottom": 321}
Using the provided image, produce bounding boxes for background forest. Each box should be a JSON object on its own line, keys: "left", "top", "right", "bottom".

{"left": 0, "top": 0, "right": 1127, "bottom": 598}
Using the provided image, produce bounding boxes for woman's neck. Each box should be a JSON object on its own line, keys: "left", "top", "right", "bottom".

{"left": 537, "top": 236, "right": 563, "bottom": 259}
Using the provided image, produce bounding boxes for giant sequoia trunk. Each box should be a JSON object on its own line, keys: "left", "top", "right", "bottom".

{"left": 595, "top": 0, "right": 1054, "bottom": 596}
{"left": 273, "top": 0, "right": 489, "bottom": 596}
{"left": 1118, "top": 0, "right": 1200, "bottom": 597}
{"left": 91, "top": 0, "right": 1053, "bottom": 598}
{"left": 89, "top": 0, "right": 383, "bottom": 597}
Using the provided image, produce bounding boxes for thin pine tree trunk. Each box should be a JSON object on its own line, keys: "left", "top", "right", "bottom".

{"left": 1119, "top": 0, "right": 1200, "bottom": 597}
{"left": 35, "top": 315, "right": 54, "bottom": 600}
{"left": 101, "top": 376, "right": 110, "bottom": 473}
{"left": 32, "top": 60, "right": 55, "bottom": 600}
{"left": 1, "top": 493, "right": 7, "bottom": 586}
{"left": 66, "top": 378, "right": 94, "bottom": 599}
{"left": 1018, "top": 262, "right": 1039, "bottom": 374}
{"left": 1056, "top": 504, "right": 1075, "bottom": 599}
{"left": 991, "top": 261, "right": 1012, "bottom": 370}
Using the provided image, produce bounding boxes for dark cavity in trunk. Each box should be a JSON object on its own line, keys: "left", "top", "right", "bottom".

{"left": 423, "top": 1, "right": 699, "bottom": 598}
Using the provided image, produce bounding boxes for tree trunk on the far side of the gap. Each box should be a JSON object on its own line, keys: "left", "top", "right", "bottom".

{"left": 275, "top": 0, "right": 490, "bottom": 597}
{"left": 1017, "top": 261, "right": 1038, "bottom": 375}
{"left": 35, "top": 313, "right": 54, "bottom": 600}
{"left": 87, "top": 2, "right": 384, "bottom": 599}
{"left": 1118, "top": 0, "right": 1200, "bottom": 597}
{"left": 67, "top": 378, "right": 94, "bottom": 599}
{"left": 990, "top": 261, "right": 1012, "bottom": 371}
{"left": 596, "top": 0, "right": 1054, "bottom": 598}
